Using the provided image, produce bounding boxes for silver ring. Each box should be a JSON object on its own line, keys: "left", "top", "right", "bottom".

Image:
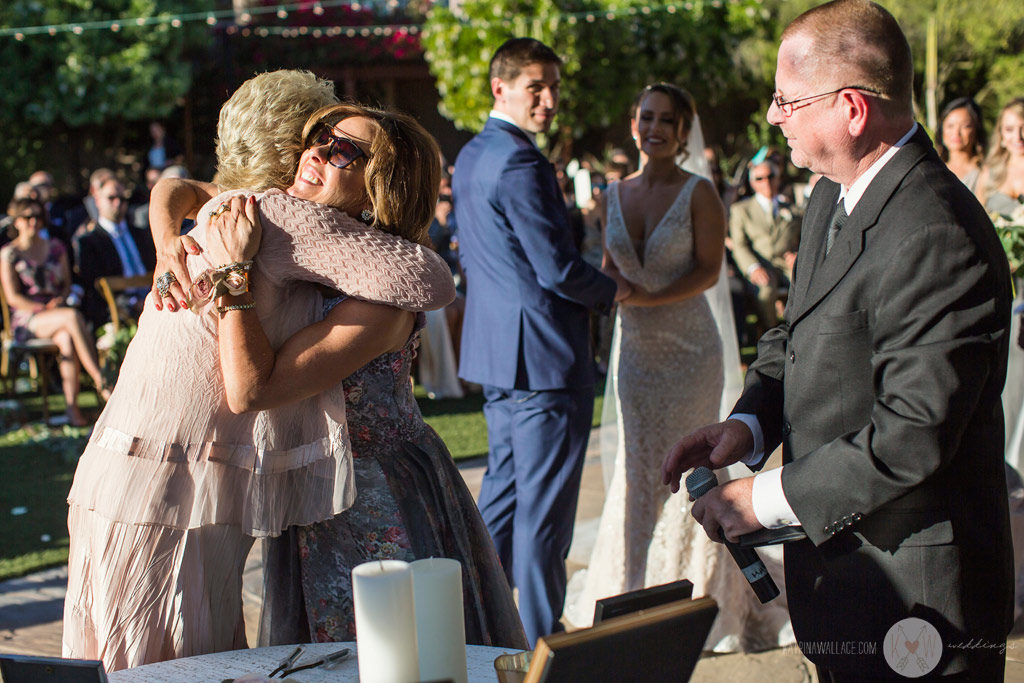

{"left": 155, "top": 271, "right": 177, "bottom": 298}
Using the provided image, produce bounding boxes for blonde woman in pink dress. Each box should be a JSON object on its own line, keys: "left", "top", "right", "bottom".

{"left": 62, "top": 76, "right": 455, "bottom": 671}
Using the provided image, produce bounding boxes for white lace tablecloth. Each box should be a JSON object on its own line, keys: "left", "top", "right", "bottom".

{"left": 107, "top": 642, "right": 523, "bottom": 682}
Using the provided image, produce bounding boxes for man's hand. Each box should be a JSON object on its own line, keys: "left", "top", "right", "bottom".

{"left": 662, "top": 419, "right": 754, "bottom": 493}
{"left": 691, "top": 477, "right": 763, "bottom": 542}
{"left": 749, "top": 265, "right": 771, "bottom": 287}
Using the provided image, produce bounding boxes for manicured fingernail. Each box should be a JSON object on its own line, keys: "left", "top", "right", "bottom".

{"left": 180, "top": 300, "right": 188, "bottom": 308}
{"left": 168, "top": 302, "right": 176, "bottom": 311}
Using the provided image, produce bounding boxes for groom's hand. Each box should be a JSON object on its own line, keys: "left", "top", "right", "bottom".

{"left": 662, "top": 419, "right": 754, "bottom": 493}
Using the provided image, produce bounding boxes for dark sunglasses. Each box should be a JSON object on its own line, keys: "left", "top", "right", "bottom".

{"left": 18, "top": 212, "right": 44, "bottom": 220}
{"left": 752, "top": 175, "right": 775, "bottom": 182}
{"left": 306, "top": 124, "right": 368, "bottom": 169}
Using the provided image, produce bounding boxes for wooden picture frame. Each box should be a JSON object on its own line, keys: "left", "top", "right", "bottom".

{"left": 0, "top": 654, "right": 108, "bottom": 682}
{"left": 525, "top": 596, "right": 718, "bottom": 682}
{"left": 593, "top": 579, "right": 694, "bottom": 624}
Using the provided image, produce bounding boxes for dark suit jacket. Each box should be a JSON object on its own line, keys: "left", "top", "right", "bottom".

{"left": 453, "top": 118, "right": 615, "bottom": 390}
{"left": 72, "top": 223, "right": 156, "bottom": 329}
{"left": 735, "top": 128, "right": 1013, "bottom": 674}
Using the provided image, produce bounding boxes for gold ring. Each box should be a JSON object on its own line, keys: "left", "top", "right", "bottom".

{"left": 211, "top": 203, "right": 230, "bottom": 218}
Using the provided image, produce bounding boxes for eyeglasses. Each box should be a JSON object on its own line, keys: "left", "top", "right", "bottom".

{"left": 306, "top": 124, "right": 368, "bottom": 169}
{"left": 752, "top": 175, "right": 775, "bottom": 182}
{"left": 771, "top": 86, "right": 881, "bottom": 117}
{"left": 18, "top": 212, "right": 43, "bottom": 221}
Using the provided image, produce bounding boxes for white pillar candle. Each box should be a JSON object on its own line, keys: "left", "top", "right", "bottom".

{"left": 352, "top": 560, "right": 420, "bottom": 683}
{"left": 411, "top": 558, "right": 467, "bottom": 683}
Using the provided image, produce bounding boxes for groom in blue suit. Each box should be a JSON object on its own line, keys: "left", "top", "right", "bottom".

{"left": 453, "top": 38, "right": 628, "bottom": 645}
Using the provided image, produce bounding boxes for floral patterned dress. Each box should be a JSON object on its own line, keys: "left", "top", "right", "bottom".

{"left": 260, "top": 307, "right": 527, "bottom": 649}
{"left": 0, "top": 239, "right": 67, "bottom": 340}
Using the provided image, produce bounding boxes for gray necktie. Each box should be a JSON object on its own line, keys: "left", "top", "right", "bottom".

{"left": 825, "top": 201, "right": 848, "bottom": 257}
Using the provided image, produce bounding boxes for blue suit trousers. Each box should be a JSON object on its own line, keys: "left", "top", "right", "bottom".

{"left": 476, "top": 383, "right": 594, "bottom": 646}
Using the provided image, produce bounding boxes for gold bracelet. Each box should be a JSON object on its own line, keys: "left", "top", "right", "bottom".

{"left": 216, "top": 302, "right": 256, "bottom": 314}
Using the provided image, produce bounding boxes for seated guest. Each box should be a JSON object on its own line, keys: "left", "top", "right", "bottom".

{"left": 72, "top": 178, "right": 155, "bottom": 329}
{"left": 935, "top": 97, "right": 985, "bottom": 193}
{"left": 1, "top": 198, "right": 109, "bottom": 425}
{"left": 727, "top": 159, "right": 801, "bottom": 329}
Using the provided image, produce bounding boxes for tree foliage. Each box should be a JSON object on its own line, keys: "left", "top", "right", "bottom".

{"left": 0, "top": 0, "right": 210, "bottom": 127}
{"left": 753, "top": 0, "right": 1024, "bottom": 121}
{"left": 422, "top": 0, "right": 766, "bottom": 139}
{"left": 0, "top": 0, "right": 210, "bottom": 194}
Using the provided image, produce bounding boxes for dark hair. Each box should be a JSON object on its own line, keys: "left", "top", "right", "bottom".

{"left": 303, "top": 103, "right": 441, "bottom": 245}
{"left": 5, "top": 197, "right": 46, "bottom": 239}
{"left": 489, "top": 37, "right": 562, "bottom": 83}
{"left": 6, "top": 197, "right": 46, "bottom": 221}
{"left": 935, "top": 97, "right": 985, "bottom": 163}
{"left": 631, "top": 83, "right": 697, "bottom": 160}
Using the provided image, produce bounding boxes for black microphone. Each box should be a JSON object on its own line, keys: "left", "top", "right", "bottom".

{"left": 685, "top": 466, "right": 780, "bottom": 604}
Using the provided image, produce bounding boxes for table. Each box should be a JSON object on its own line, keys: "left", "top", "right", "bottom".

{"left": 107, "top": 642, "right": 523, "bottom": 682}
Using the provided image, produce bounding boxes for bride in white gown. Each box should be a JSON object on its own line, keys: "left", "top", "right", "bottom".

{"left": 564, "top": 83, "right": 794, "bottom": 652}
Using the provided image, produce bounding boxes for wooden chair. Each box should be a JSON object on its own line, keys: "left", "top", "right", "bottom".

{"left": 0, "top": 285, "right": 62, "bottom": 422}
{"left": 95, "top": 272, "right": 153, "bottom": 333}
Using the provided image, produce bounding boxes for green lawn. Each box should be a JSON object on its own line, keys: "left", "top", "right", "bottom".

{"left": 0, "top": 412, "right": 93, "bottom": 580}
{"left": 0, "top": 384, "right": 604, "bottom": 580}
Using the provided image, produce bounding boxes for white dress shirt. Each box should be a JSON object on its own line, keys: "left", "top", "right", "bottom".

{"left": 489, "top": 110, "right": 538, "bottom": 148}
{"left": 97, "top": 217, "right": 147, "bottom": 277}
{"left": 740, "top": 123, "right": 919, "bottom": 529}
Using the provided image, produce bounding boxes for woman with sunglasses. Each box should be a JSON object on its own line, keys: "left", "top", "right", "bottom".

{"left": 62, "top": 77, "right": 463, "bottom": 670}
{"left": 209, "top": 108, "right": 526, "bottom": 650}
{"left": 0, "top": 197, "right": 109, "bottom": 426}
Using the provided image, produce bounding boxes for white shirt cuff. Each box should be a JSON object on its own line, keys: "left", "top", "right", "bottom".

{"left": 727, "top": 414, "right": 764, "bottom": 467}
{"left": 751, "top": 467, "right": 801, "bottom": 529}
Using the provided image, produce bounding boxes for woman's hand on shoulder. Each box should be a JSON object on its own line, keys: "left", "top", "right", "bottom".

{"left": 207, "top": 194, "right": 262, "bottom": 267}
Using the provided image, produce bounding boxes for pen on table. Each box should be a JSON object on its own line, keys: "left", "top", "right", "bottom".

{"left": 268, "top": 645, "right": 303, "bottom": 677}
{"left": 280, "top": 647, "right": 353, "bottom": 676}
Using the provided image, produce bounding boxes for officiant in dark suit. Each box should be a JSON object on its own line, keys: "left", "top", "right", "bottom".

{"left": 72, "top": 178, "right": 156, "bottom": 329}
{"left": 453, "top": 38, "right": 629, "bottom": 646}
{"left": 663, "top": 1, "right": 1013, "bottom": 678}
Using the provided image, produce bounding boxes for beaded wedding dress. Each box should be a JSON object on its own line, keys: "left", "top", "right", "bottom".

{"left": 563, "top": 176, "right": 794, "bottom": 652}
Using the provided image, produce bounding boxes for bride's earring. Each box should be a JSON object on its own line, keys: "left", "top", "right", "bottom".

{"left": 360, "top": 209, "right": 374, "bottom": 223}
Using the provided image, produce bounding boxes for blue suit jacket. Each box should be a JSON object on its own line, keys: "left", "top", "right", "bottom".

{"left": 453, "top": 118, "right": 616, "bottom": 391}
